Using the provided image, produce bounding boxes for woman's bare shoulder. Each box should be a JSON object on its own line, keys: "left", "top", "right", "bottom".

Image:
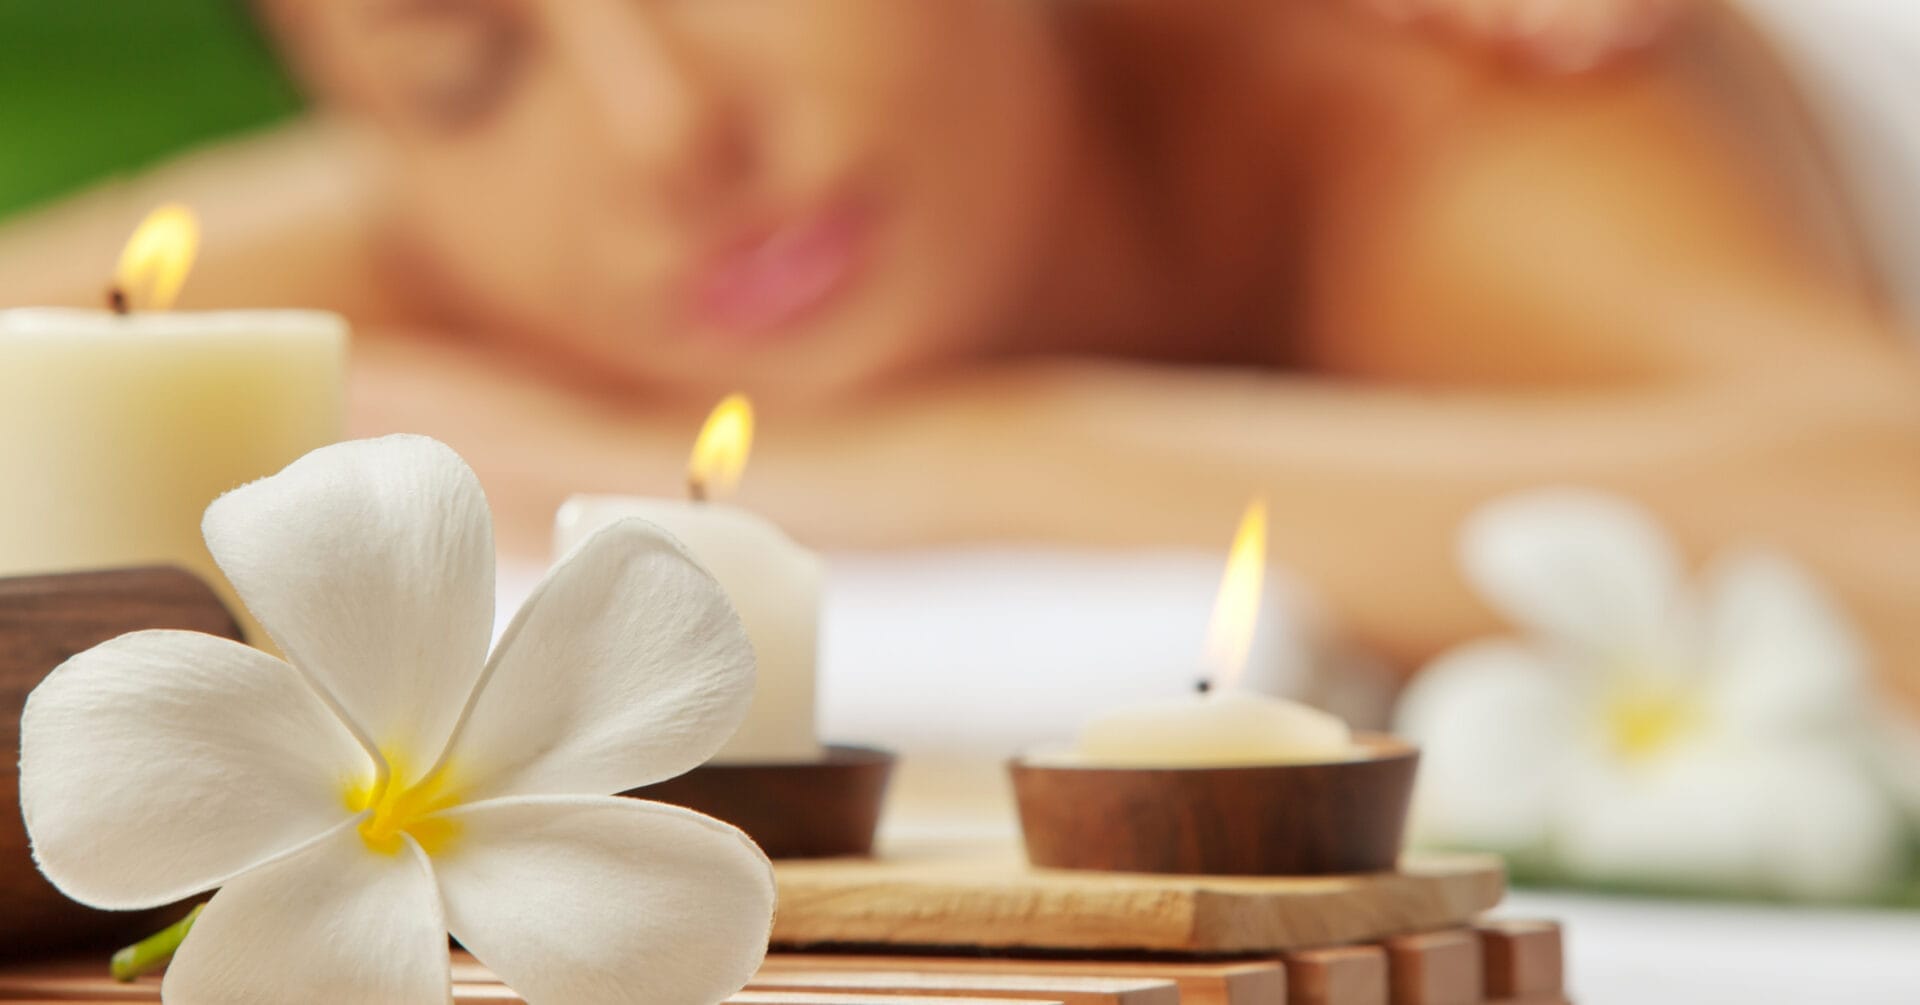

{"left": 1262, "top": 1, "right": 1882, "bottom": 384}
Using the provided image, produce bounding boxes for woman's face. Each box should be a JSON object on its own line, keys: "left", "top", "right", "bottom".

{"left": 280, "top": 0, "right": 1081, "bottom": 402}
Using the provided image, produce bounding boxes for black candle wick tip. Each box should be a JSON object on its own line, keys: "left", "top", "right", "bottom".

{"left": 1194, "top": 678, "right": 1213, "bottom": 695}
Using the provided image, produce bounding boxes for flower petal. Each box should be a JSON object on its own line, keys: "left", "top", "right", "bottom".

{"left": 437, "top": 520, "right": 754, "bottom": 802}
{"left": 1868, "top": 703, "right": 1920, "bottom": 827}
{"left": 431, "top": 795, "right": 774, "bottom": 1005}
{"left": 163, "top": 823, "right": 449, "bottom": 1004}
{"left": 1554, "top": 743, "right": 1771, "bottom": 892}
{"left": 1461, "top": 489, "right": 1685, "bottom": 658}
{"left": 19, "top": 631, "right": 367, "bottom": 910}
{"left": 202, "top": 435, "right": 495, "bottom": 768}
{"left": 1701, "top": 549, "right": 1866, "bottom": 739}
{"left": 1394, "top": 641, "right": 1578, "bottom": 853}
{"left": 1555, "top": 741, "right": 1904, "bottom": 900}
{"left": 1760, "top": 744, "right": 1907, "bottom": 902}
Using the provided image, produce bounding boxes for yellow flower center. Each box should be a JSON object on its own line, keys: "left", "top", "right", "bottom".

{"left": 1603, "top": 675, "right": 1701, "bottom": 761}
{"left": 344, "top": 751, "right": 462, "bottom": 856}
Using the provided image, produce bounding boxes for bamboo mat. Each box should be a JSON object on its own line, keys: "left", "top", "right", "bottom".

{"left": 0, "top": 917, "right": 1567, "bottom": 1005}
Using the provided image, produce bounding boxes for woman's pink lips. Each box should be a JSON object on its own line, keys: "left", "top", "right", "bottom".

{"left": 687, "top": 199, "right": 871, "bottom": 343}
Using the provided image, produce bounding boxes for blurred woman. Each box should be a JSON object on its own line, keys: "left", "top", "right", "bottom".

{"left": 4, "top": 0, "right": 1918, "bottom": 711}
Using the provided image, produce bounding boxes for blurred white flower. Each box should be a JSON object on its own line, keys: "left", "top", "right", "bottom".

{"left": 20, "top": 435, "right": 775, "bottom": 1004}
{"left": 1396, "top": 489, "right": 1906, "bottom": 900}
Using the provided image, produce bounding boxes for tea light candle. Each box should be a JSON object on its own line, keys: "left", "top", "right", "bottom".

{"left": 555, "top": 395, "right": 824, "bottom": 763}
{"left": 1076, "top": 687, "right": 1354, "bottom": 767}
{"left": 1073, "top": 499, "right": 1358, "bottom": 767}
{"left": 0, "top": 206, "right": 346, "bottom": 644}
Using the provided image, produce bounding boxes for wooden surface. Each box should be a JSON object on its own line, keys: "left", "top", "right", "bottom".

{"left": 0, "top": 567, "right": 243, "bottom": 957}
{"left": 0, "top": 921, "right": 1568, "bottom": 1004}
{"left": 1010, "top": 736, "right": 1417, "bottom": 876}
{"left": 770, "top": 850, "right": 1504, "bottom": 953}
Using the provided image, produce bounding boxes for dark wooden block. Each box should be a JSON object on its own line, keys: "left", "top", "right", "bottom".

{"left": 0, "top": 567, "right": 242, "bottom": 959}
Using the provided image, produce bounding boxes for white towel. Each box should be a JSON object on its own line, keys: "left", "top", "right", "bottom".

{"left": 1736, "top": 0, "right": 1920, "bottom": 322}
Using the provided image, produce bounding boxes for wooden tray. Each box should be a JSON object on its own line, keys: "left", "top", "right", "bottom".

{"left": 0, "top": 918, "right": 1569, "bottom": 1005}
{"left": 771, "top": 850, "right": 1505, "bottom": 953}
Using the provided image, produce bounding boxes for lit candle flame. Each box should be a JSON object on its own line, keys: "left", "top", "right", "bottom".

{"left": 687, "top": 393, "right": 755, "bottom": 502}
{"left": 112, "top": 204, "right": 200, "bottom": 313}
{"left": 1204, "top": 497, "right": 1268, "bottom": 691}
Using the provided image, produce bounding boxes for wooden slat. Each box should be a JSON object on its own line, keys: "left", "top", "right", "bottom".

{"left": 764, "top": 954, "right": 1287, "bottom": 1005}
{"left": 750, "top": 969, "right": 1178, "bottom": 1005}
{"left": 389, "top": 951, "right": 1265, "bottom": 1005}
{"left": 0, "top": 964, "right": 521, "bottom": 1004}
{"left": 453, "top": 985, "right": 527, "bottom": 1002}
{"left": 0, "top": 962, "right": 157, "bottom": 1001}
{"left": 452, "top": 951, "right": 495, "bottom": 984}
{"left": 731, "top": 995, "right": 1063, "bottom": 1005}
{"left": 772, "top": 852, "right": 1503, "bottom": 953}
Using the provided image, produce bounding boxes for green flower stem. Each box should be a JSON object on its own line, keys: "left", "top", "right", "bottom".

{"left": 110, "top": 904, "right": 203, "bottom": 983}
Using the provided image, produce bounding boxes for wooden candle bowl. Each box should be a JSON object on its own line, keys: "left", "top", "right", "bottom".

{"left": 1009, "top": 733, "right": 1418, "bottom": 876}
{"left": 625, "top": 745, "right": 895, "bottom": 859}
{"left": 0, "top": 567, "right": 244, "bottom": 958}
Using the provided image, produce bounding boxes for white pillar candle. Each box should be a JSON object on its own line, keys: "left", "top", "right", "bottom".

{"left": 0, "top": 207, "right": 347, "bottom": 646}
{"left": 554, "top": 397, "right": 823, "bottom": 763}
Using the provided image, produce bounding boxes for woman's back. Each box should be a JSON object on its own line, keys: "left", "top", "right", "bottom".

{"left": 1064, "top": 0, "right": 1890, "bottom": 386}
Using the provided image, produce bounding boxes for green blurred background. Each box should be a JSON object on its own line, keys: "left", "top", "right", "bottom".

{"left": 0, "top": 1, "right": 301, "bottom": 219}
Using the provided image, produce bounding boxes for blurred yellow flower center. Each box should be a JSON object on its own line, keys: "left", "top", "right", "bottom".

{"left": 344, "top": 752, "right": 462, "bottom": 857}
{"left": 1603, "top": 677, "right": 1701, "bottom": 761}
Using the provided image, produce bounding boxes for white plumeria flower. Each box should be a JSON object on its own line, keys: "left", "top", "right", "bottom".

{"left": 1395, "top": 489, "right": 1906, "bottom": 900}
{"left": 19, "top": 435, "right": 775, "bottom": 1004}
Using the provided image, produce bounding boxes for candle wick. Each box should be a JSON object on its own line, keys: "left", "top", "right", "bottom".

{"left": 107, "top": 286, "right": 131, "bottom": 316}
{"left": 687, "top": 477, "right": 708, "bottom": 504}
{"left": 1194, "top": 678, "right": 1213, "bottom": 695}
